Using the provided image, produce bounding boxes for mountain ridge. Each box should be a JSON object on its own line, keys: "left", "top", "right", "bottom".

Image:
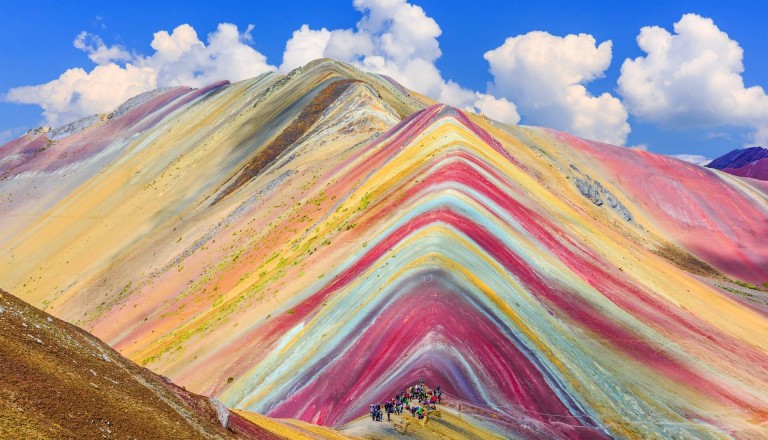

{"left": 707, "top": 146, "right": 768, "bottom": 181}
{"left": 1, "top": 59, "right": 767, "bottom": 438}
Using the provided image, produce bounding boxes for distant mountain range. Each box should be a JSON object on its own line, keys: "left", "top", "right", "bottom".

{"left": 1, "top": 59, "right": 767, "bottom": 439}
{"left": 707, "top": 146, "right": 768, "bottom": 180}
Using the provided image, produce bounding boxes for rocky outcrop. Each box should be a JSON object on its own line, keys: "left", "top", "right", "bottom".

{"left": 572, "top": 166, "right": 632, "bottom": 221}
{"left": 48, "top": 114, "right": 104, "bottom": 141}
{"left": 575, "top": 178, "right": 603, "bottom": 206}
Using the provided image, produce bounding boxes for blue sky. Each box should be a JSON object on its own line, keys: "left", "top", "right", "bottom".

{"left": 2, "top": 0, "right": 767, "bottom": 159}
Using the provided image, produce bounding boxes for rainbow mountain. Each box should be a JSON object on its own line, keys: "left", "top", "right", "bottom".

{"left": 1, "top": 59, "right": 767, "bottom": 439}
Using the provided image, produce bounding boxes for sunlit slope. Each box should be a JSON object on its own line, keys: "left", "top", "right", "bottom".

{"left": 1, "top": 59, "right": 767, "bottom": 438}
{"left": 0, "top": 58, "right": 422, "bottom": 308}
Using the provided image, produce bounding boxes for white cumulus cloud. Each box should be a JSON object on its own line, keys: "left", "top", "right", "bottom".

{"left": 6, "top": 64, "right": 156, "bottom": 127}
{"left": 280, "top": 25, "right": 332, "bottom": 72}
{"left": 5, "top": 23, "right": 275, "bottom": 128}
{"left": 73, "top": 31, "right": 132, "bottom": 65}
{"left": 280, "top": 0, "right": 520, "bottom": 124}
{"left": 618, "top": 13, "right": 768, "bottom": 145}
{"left": 484, "top": 31, "right": 630, "bottom": 145}
{"left": 149, "top": 23, "right": 274, "bottom": 88}
{"left": 669, "top": 154, "right": 712, "bottom": 166}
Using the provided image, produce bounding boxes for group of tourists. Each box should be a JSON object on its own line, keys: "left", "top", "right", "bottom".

{"left": 369, "top": 379, "right": 443, "bottom": 423}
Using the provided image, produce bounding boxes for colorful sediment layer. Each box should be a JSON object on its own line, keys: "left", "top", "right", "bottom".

{"left": 723, "top": 158, "right": 768, "bottom": 181}
{"left": 1, "top": 59, "right": 767, "bottom": 438}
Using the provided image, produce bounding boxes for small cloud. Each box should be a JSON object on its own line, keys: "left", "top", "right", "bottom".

{"left": 670, "top": 154, "right": 712, "bottom": 166}
{"left": 149, "top": 23, "right": 275, "bottom": 88}
{"left": 484, "top": 31, "right": 629, "bottom": 145}
{"left": 629, "top": 143, "right": 649, "bottom": 151}
{"left": 6, "top": 64, "right": 156, "bottom": 127}
{"left": 707, "top": 132, "right": 731, "bottom": 140}
{"left": 74, "top": 32, "right": 132, "bottom": 65}
{"left": 618, "top": 13, "right": 768, "bottom": 146}
{"left": 705, "top": 131, "right": 748, "bottom": 143}
{"left": 241, "top": 24, "right": 255, "bottom": 44}
{"left": 280, "top": 25, "right": 331, "bottom": 72}
{"left": 470, "top": 93, "right": 520, "bottom": 124}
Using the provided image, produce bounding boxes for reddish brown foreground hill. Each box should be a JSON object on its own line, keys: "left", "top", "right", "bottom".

{"left": 0, "top": 288, "right": 278, "bottom": 440}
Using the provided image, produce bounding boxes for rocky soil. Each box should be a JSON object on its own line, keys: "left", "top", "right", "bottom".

{"left": 0, "top": 288, "right": 276, "bottom": 439}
